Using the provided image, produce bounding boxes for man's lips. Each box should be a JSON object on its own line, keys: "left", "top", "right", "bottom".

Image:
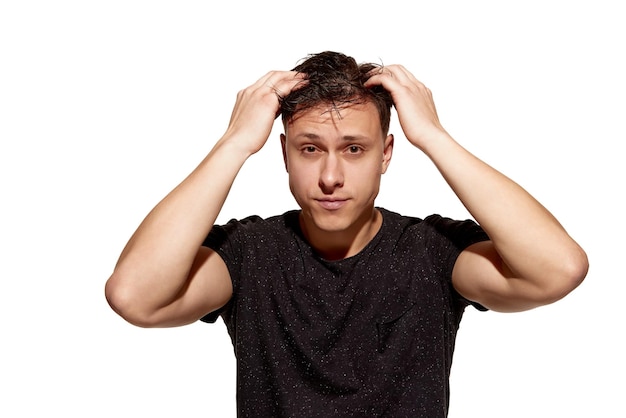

{"left": 315, "top": 198, "right": 349, "bottom": 210}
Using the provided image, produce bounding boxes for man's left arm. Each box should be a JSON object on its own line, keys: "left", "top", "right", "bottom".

{"left": 366, "top": 65, "right": 589, "bottom": 312}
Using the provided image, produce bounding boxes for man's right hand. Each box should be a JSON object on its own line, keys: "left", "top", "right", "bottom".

{"left": 223, "top": 70, "right": 305, "bottom": 156}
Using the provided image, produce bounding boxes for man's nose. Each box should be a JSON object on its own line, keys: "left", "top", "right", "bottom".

{"left": 319, "top": 154, "right": 344, "bottom": 193}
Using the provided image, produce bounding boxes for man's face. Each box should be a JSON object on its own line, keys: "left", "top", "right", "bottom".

{"left": 281, "top": 101, "right": 393, "bottom": 237}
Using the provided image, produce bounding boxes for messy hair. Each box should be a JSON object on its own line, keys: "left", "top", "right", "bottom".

{"left": 280, "top": 51, "right": 393, "bottom": 135}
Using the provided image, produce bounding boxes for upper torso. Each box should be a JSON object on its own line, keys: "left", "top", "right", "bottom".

{"left": 202, "top": 208, "right": 488, "bottom": 417}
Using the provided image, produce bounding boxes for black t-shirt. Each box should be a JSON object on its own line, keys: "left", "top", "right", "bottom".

{"left": 201, "top": 208, "right": 489, "bottom": 417}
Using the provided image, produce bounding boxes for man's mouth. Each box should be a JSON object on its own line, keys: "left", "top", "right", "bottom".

{"left": 315, "top": 198, "right": 348, "bottom": 210}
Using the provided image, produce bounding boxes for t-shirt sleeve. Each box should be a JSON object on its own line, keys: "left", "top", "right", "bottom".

{"left": 423, "top": 214, "right": 491, "bottom": 311}
{"left": 198, "top": 217, "right": 256, "bottom": 323}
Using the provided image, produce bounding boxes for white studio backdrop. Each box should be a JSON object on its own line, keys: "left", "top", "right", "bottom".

{"left": 1, "top": 1, "right": 623, "bottom": 417}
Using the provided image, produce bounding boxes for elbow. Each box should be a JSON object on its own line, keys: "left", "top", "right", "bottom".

{"left": 561, "top": 245, "right": 589, "bottom": 295}
{"left": 544, "top": 245, "right": 589, "bottom": 304}
{"left": 105, "top": 273, "right": 160, "bottom": 328}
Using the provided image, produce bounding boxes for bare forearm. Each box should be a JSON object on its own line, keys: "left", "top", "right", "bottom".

{"left": 108, "top": 137, "right": 249, "bottom": 313}
{"left": 424, "top": 132, "right": 586, "bottom": 283}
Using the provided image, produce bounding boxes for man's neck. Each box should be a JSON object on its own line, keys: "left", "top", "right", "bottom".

{"left": 299, "top": 208, "right": 383, "bottom": 261}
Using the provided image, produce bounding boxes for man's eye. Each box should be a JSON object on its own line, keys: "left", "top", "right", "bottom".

{"left": 304, "top": 146, "right": 317, "bottom": 153}
{"left": 348, "top": 145, "right": 362, "bottom": 153}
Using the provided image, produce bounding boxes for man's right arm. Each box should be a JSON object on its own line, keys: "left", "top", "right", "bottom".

{"left": 104, "top": 70, "right": 304, "bottom": 327}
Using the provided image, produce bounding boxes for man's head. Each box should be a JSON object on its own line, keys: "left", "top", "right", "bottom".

{"left": 279, "top": 52, "right": 395, "bottom": 256}
{"left": 280, "top": 51, "right": 393, "bottom": 135}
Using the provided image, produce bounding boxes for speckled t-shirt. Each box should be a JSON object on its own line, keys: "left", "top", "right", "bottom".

{"left": 201, "top": 208, "right": 489, "bottom": 417}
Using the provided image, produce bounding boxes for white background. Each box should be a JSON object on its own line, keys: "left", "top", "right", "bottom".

{"left": 1, "top": 1, "right": 624, "bottom": 417}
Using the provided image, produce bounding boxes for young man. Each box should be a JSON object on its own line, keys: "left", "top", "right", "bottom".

{"left": 105, "top": 51, "right": 588, "bottom": 416}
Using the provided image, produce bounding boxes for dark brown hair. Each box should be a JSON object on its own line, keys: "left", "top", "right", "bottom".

{"left": 280, "top": 51, "right": 393, "bottom": 135}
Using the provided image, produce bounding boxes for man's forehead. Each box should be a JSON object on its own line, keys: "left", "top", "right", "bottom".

{"left": 285, "top": 102, "right": 379, "bottom": 129}
{"left": 284, "top": 110, "right": 385, "bottom": 144}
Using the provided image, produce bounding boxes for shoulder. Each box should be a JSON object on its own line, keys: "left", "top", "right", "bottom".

{"left": 203, "top": 210, "right": 300, "bottom": 246}
{"left": 378, "top": 207, "right": 422, "bottom": 231}
{"left": 421, "top": 214, "right": 489, "bottom": 248}
{"left": 378, "top": 208, "right": 489, "bottom": 251}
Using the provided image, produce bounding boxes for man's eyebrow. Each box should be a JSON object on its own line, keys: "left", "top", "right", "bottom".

{"left": 341, "top": 135, "right": 370, "bottom": 141}
{"left": 295, "top": 133, "right": 321, "bottom": 140}
{"left": 293, "top": 133, "right": 370, "bottom": 141}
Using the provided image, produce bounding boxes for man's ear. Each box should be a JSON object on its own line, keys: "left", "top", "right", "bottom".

{"left": 381, "top": 134, "right": 394, "bottom": 174}
{"left": 280, "top": 133, "right": 288, "bottom": 172}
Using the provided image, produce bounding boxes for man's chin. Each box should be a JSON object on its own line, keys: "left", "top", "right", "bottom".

{"left": 301, "top": 209, "right": 351, "bottom": 234}
{"left": 310, "top": 217, "right": 349, "bottom": 234}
